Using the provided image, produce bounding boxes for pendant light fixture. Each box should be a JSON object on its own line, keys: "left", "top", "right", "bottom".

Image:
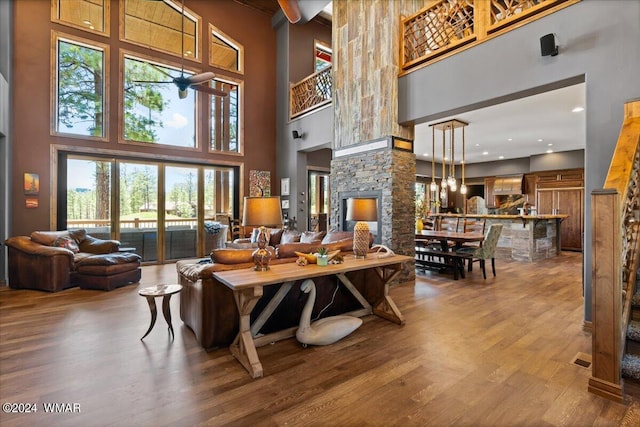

{"left": 429, "top": 119, "right": 469, "bottom": 198}
{"left": 430, "top": 126, "right": 437, "bottom": 192}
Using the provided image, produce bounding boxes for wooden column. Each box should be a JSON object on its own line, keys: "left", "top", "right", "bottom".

{"left": 588, "top": 189, "right": 623, "bottom": 402}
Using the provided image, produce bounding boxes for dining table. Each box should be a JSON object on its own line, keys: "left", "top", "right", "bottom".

{"left": 415, "top": 230, "right": 485, "bottom": 279}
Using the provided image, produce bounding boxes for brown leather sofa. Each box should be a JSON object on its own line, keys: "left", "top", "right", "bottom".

{"left": 177, "top": 230, "right": 379, "bottom": 350}
{"left": 6, "top": 229, "right": 142, "bottom": 292}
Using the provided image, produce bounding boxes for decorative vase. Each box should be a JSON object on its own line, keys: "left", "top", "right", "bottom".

{"left": 317, "top": 255, "right": 328, "bottom": 266}
{"left": 416, "top": 218, "right": 424, "bottom": 233}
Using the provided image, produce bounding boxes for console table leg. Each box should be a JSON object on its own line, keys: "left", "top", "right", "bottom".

{"left": 229, "top": 287, "right": 264, "bottom": 378}
{"left": 372, "top": 265, "right": 405, "bottom": 325}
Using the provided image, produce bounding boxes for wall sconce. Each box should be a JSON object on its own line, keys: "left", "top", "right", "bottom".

{"left": 292, "top": 130, "right": 304, "bottom": 139}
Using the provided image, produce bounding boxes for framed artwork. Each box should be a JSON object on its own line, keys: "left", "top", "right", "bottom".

{"left": 249, "top": 170, "right": 271, "bottom": 196}
{"left": 24, "top": 173, "right": 40, "bottom": 195}
{"left": 25, "top": 197, "right": 39, "bottom": 209}
{"left": 281, "top": 177, "right": 290, "bottom": 196}
{"left": 281, "top": 199, "right": 290, "bottom": 209}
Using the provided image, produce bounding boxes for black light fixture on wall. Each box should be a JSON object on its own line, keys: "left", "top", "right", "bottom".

{"left": 292, "top": 130, "right": 303, "bottom": 139}
{"left": 540, "top": 33, "right": 559, "bottom": 56}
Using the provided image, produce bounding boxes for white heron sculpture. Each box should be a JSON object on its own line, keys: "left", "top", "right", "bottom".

{"left": 296, "top": 279, "right": 363, "bottom": 347}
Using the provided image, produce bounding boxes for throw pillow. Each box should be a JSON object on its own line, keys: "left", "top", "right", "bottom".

{"left": 280, "top": 230, "right": 301, "bottom": 244}
{"left": 52, "top": 236, "right": 80, "bottom": 253}
{"left": 300, "top": 230, "right": 325, "bottom": 243}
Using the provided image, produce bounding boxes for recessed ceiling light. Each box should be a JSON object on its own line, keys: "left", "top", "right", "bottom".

{"left": 499, "top": 155, "right": 504, "bottom": 159}
{"left": 548, "top": 143, "right": 553, "bottom": 146}
{"left": 423, "top": 153, "right": 429, "bottom": 157}
{"left": 572, "top": 107, "right": 584, "bottom": 113}
{"left": 482, "top": 151, "right": 488, "bottom": 155}
{"left": 444, "top": 156, "right": 449, "bottom": 161}
{"left": 546, "top": 149, "right": 553, "bottom": 153}
{"left": 507, "top": 138, "right": 512, "bottom": 142}
{"left": 537, "top": 139, "right": 543, "bottom": 142}
{"left": 475, "top": 143, "right": 480, "bottom": 147}
{"left": 83, "top": 20, "right": 92, "bottom": 26}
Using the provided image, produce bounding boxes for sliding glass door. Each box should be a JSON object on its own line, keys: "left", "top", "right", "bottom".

{"left": 66, "top": 157, "right": 112, "bottom": 240}
{"left": 119, "top": 162, "right": 159, "bottom": 262}
{"left": 61, "top": 154, "right": 237, "bottom": 264}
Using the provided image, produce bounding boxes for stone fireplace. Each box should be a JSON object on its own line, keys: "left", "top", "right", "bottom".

{"left": 330, "top": 137, "right": 416, "bottom": 282}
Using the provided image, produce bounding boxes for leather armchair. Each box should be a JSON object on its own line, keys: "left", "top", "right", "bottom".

{"left": 5, "top": 229, "right": 133, "bottom": 292}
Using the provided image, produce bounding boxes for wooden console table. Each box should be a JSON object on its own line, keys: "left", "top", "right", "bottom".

{"left": 213, "top": 254, "right": 413, "bottom": 378}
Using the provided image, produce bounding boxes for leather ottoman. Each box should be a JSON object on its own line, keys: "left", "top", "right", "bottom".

{"left": 75, "top": 253, "right": 142, "bottom": 291}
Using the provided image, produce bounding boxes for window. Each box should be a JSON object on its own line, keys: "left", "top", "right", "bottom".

{"left": 315, "top": 40, "right": 332, "bottom": 72}
{"left": 121, "top": 0, "right": 200, "bottom": 61}
{"left": 60, "top": 152, "right": 238, "bottom": 264}
{"left": 210, "top": 77, "right": 242, "bottom": 153}
{"left": 52, "top": 0, "right": 110, "bottom": 36}
{"left": 53, "top": 33, "right": 108, "bottom": 139}
{"left": 209, "top": 24, "right": 243, "bottom": 74}
{"left": 122, "top": 54, "right": 197, "bottom": 148}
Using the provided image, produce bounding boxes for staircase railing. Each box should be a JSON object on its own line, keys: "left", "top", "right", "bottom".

{"left": 289, "top": 65, "right": 332, "bottom": 120}
{"left": 589, "top": 100, "right": 640, "bottom": 402}
{"left": 400, "top": 0, "right": 580, "bottom": 73}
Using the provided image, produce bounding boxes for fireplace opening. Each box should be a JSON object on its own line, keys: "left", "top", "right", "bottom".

{"left": 339, "top": 190, "right": 382, "bottom": 245}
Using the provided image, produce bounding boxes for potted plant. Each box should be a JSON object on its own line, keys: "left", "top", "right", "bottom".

{"left": 316, "top": 246, "right": 329, "bottom": 266}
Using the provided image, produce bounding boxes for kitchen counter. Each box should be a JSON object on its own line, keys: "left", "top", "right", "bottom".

{"left": 426, "top": 213, "right": 568, "bottom": 262}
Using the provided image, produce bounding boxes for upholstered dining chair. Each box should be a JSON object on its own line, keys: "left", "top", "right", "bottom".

{"left": 456, "top": 223, "right": 503, "bottom": 279}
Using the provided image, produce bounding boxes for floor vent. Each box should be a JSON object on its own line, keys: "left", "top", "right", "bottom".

{"left": 572, "top": 352, "right": 592, "bottom": 368}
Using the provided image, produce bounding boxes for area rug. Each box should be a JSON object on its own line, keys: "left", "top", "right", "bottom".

{"left": 621, "top": 400, "right": 640, "bottom": 427}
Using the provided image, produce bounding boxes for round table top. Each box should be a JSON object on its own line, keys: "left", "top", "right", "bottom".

{"left": 138, "top": 284, "right": 183, "bottom": 297}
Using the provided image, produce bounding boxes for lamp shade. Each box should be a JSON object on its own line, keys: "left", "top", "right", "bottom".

{"left": 345, "top": 198, "right": 378, "bottom": 222}
{"left": 242, "top": 196, "right": 283, "bottom": 227}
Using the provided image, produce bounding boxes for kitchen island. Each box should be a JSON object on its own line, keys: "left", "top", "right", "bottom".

{"left": 427, "top": 214, "right": 569, "bottom": 262}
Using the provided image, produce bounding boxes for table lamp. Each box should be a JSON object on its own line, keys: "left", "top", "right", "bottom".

{"left": 345, "top": 198, "right": 378, "bottom": 258}
{"left": 242, "top": 196, "right": 283, "bottom": 271}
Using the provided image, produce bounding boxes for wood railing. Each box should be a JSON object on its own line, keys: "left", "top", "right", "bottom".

{"left": 589, "top": 100, "right": 640, "bottom": 402}
{"left": 289, "top": 65, "right": 332, "bottom": 120}
{"left": 400, "top": 0, "right": 579, "bottom": 72}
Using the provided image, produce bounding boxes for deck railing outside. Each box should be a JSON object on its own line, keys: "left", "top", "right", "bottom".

{"left": 589, "top": 100, "right": 640, "bottom": 402}
{"left": 400, "top": 0, "right": 577, "bottom": 72}
{"left": 289, "top": 65, "right": 332, "bottom": 120}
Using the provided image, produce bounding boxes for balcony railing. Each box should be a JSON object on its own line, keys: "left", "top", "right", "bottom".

{"left": 400, "top": 0, "right": 578, "bottom": 73}
{"left": 289, "top": 65, "right": 332, "bottom": 120}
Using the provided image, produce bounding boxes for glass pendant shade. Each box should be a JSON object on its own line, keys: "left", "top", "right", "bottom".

{"left": 460, "top": 184, "right": 467, "bottom": 195}
{"left": 430, "top": 181, "right": 437, "bottom": 192}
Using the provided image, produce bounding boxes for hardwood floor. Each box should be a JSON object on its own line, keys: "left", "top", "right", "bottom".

{"left": 0, "top": 252, "right": 635, "bottom": 426}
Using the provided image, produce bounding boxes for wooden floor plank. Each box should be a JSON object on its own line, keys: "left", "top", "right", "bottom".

{"left": 0, "top": 252, "right": 636, "bottom": 426}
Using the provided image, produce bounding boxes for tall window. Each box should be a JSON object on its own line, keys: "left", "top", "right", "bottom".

{"left": 122, "top": 54, "right": 197, "bottom": 147}
{"left": 54, "top": 34, "right": 108, "bottom": 139}
{"left": 210, "top": 77, "right": 241, "bottom": 153}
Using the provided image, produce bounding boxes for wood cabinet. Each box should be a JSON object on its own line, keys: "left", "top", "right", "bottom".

{"left": 537, "top": 188, "right": 583, "bottom": 251}
{"left": 535, "top": 168, "right": 584, "bottom": 251}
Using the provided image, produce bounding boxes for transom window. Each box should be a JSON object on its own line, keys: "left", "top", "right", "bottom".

{"left": 52, "top": 0, "right": 110, "bottom": 36}
{"left": 53, "top": 32, "right": 108, "bottom": 140}
{"left": 122, "top": 54, "right": 197, "bottom": 148}
{"left": 209, "top": 24, "right": 244, "bottom": 74}
{"left": 122, "top": 0, "right": 200, "bottom": 61}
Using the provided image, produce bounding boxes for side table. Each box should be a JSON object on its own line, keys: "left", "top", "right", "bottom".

{"left": 138, "top": 284, "right": 183, "bottom": 340}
